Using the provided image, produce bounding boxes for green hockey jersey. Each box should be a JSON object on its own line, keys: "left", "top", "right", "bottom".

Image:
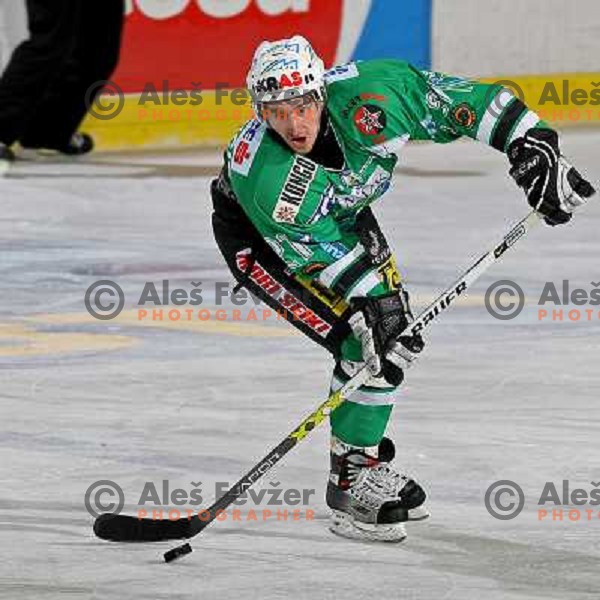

{"left": 225, "top": 59, "right": 546, "bottom": 302}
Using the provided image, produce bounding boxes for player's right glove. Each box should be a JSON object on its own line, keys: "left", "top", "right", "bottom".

{"left": 507, "top": 128, "right": 596, "bottom": 226}
{"left": 349, "top": 289, "right": 424, "bottom": 387}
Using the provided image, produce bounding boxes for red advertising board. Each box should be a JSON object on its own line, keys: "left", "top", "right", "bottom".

{"left": 113, "top": 0, "right": 344, "bottom": 93}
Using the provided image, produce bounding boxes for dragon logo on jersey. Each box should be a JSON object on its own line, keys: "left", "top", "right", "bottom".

{"left": 337, "top": 165, "right": 391, "bottom": 208}
{"left": 423, "top": 72, "right": 475, "bottom": 94}
{"left": 308, "top": 186, "right": 336, "bottom": 225}
{"left": 307, "top": 161, "right": 393, "bottom": 221}
{"left": 353, "top": 104, "right": 387, "bottom": 136}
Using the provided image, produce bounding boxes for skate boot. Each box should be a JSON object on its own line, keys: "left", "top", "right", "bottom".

{"left": 20, "top": 132, "right": 94, "bottom": 157}
{"left": 326, "top": 436, "right": 429, "bottom": 542}
{"left": 55, "top": 132, "right": 95, "bottom": 156}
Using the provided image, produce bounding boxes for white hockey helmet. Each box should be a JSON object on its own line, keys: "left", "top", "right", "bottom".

{"left": 246, "top": 35, "right": 326, "bottom": 118}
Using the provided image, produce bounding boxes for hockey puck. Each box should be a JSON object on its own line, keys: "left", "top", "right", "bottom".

{"left": 164, "top": 543, "right": 193, "bottom": 563}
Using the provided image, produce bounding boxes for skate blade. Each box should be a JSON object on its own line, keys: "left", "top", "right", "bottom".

{"left": 407, "top": 505, "right": 430, "bottom": 521}
{"left": 17, "top": 148, "right": 66, "bottom": 161}
{"left": 329, "top": 511, "right": 407, "bottom": 543}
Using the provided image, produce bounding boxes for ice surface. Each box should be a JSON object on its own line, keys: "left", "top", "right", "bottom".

{"left": 0, "top": 131, "right": 599, "bottom": 599}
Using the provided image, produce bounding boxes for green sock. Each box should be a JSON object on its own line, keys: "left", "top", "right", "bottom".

{"left": 330, "top": 400, "right": 393, "bottom": 447}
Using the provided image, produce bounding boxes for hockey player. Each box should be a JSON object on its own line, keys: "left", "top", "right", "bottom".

{"left": 211, "top": 36, "right": 595, "bottom": 542}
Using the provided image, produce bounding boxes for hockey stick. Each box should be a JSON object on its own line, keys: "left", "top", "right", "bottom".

{"left": 93, "top": 210, "right": 540, "bottom": 560}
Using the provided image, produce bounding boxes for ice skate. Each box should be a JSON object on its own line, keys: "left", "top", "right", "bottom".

{"left": 326, "top": 436, "right": 428, "bottom": 542}
{"left": 19, "top": 132, "right": 94, "bottom": 158}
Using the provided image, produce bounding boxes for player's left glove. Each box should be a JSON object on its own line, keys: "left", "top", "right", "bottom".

{"left": 507, "top": 128, "right": 596, "bottom": 226}
{"left": 349, "top": 289, "right": 424, "bottom": 387}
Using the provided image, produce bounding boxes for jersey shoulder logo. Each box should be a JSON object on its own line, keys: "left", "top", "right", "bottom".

{"left": 272, "top": 156, "right": 318, "bottom": 224}
{"left": 452, "top": 103, "right": 477, "bottom": 129}
{"left": 353, "top": 104, "right": 387, "bottom": 136}
{"left": 229, "top": 119, "right": 267, "bottom": 177}
{"left": 324, "top": 63, "right": 359, "bottom": 84}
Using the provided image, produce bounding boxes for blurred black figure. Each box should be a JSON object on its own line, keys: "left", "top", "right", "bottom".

{"left": 0, "top": 0, "right": 124, "bottom": 160}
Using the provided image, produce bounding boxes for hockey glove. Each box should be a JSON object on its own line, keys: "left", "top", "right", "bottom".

{"left": 349, "top": 290, "right": 424, "bottom": 387}
{"left": 508, "top": 128, "right": 596, "bottom": 226}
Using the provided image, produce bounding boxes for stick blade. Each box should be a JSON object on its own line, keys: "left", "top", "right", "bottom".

{"left": 94, "top": 513, "right": 193, "bottom": 542}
